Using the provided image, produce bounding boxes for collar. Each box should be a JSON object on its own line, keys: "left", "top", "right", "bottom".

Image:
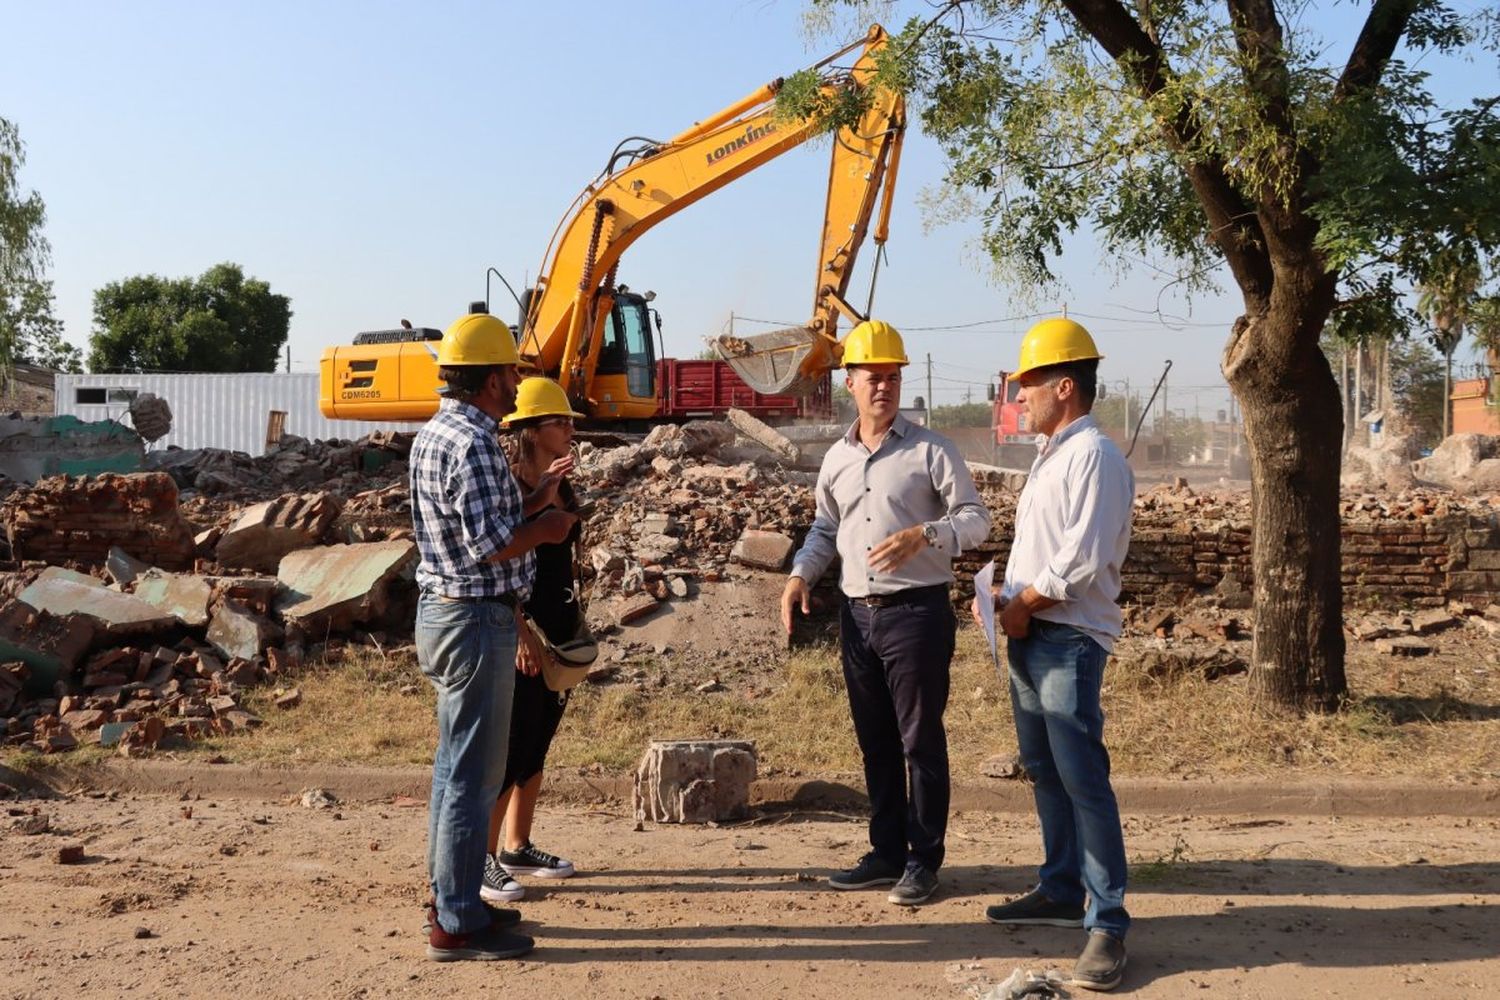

{"left": 440, "top": 396, "right": 500, "bottom": 434}
{"left": 1040, "top": 413, "right": 1096, "bottom": 456}
{"left": 843, "top": 411, "right": 912, "bottom": 447}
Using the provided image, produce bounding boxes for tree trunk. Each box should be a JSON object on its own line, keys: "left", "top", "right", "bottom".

{"left": 1224, "top": 293, "right": 1348, "bottom": 713}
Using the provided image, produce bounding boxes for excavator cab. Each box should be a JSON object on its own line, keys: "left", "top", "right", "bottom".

{"left": 586, "top": 289, "right": 660, "bottom": 420}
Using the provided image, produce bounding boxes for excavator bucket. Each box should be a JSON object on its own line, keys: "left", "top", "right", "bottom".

{"left": 712, "top": 326, "right": 834, "bottom": 397}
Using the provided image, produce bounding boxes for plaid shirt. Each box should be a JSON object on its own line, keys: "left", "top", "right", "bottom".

{"left": 409, "top": 398, "right": 534, "bottom": 599}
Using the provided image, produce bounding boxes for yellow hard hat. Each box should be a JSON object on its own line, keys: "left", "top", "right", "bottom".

{"left": 502, "top": 377, "right": 585, "bottom": 427}
{"left": 1013, "top": 317, "right": 1102, "bottom": 379}
{"left": 437, "top": 312, "right": 520, "bottom": 367}
{"left": 841, "top": 319, "right": 909, "bottom": 367}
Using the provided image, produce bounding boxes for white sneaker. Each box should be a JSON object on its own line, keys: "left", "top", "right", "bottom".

{"left": 480, "top": 854, "right": 526, "bottom": 902}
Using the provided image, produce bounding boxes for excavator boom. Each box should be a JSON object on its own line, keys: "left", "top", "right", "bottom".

{"left": 521, "top": 24, "right": 904, "bottom": 399}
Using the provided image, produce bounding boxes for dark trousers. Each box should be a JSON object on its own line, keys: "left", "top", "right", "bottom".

{"left": 840, "top": 587, "right": 955, "bottom": 871}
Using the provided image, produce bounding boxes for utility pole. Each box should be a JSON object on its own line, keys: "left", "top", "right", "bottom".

{"left": 1161, "top": 365, "right": 1170, "bottom": 470}
{"left": 285, "top": 343, "right": 291, "bottom": 373}
{"left": 1123, "top": 378, "right": 1131, "bottom": 443}
{"left": 925, "top": 353, "right": 933, "bottom": 426}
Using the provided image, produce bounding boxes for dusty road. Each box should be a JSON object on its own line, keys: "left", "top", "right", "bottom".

{"left": 2, "top": 787, "right": 1497, "bottom": 999}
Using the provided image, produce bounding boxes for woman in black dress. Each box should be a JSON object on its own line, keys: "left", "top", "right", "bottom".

{"left": 481, "top": 378, "right": 586, "bottom": 903}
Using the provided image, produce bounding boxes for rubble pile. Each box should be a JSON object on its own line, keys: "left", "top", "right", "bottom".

{"left": 147, "top": 431, "right": 413, "bottom": 496}
{"left": 0, "top": 472, "right": 197, "bottom": 570}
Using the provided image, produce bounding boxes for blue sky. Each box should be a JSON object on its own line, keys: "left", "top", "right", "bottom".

{"left": 4, "top": 1, "right": 1494, "bottom": 418}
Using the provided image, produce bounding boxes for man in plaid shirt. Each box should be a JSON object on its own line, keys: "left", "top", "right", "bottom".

{"left": 411, "top": 309, "right": 577, "bottom": 962}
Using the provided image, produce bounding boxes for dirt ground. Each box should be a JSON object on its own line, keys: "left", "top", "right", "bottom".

{"left": 3, "top": 786, "right": 1496, "bottom": 999}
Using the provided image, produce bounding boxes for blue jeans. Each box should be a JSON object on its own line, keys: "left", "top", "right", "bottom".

{"left": 1007, "top": 619, "right": 1130, "bottom": 939}
{"left": 416, "top": 594, "right": 517, "bottom": 935}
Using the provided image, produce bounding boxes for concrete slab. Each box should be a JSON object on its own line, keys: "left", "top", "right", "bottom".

{"left": 206, "top": 601, "right": 283, "bottom": 662}
{"left": 215, "top": 492, "right": 344, "bottom": 572}
{"left": 17, "top": 570, "right": 177, "bottom": 636}
{"left": 274, "top": 541, "right": 417, "bottom": 631}
{"left": 133, "top": 570, "right": 212, "bottom": 628}
{"left": 0, "top": 602, "right": 96, "bottom": 697}
{"left": 106, "top": 546, "right": 155, "bottom": 587}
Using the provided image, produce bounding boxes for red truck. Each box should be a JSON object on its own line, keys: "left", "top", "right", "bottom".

{"left": 657, "top": 359, "right": 832, "bottom": 423}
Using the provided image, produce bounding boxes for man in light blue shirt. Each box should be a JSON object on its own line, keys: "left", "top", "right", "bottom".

{"left": 977, "top": 317, "right": 1134, "bottom": 992}
{"left": 783, "top": 320, "right": 990, "bottom": 907}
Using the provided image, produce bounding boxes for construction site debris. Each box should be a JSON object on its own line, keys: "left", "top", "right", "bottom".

{"left": 1412, "top": 434, "right": 1500, "bottom": 494}
{"left": 216, "top": 492, "right": 344, "bottom": 572}
{"left": 18, "top": 567, "right": 176, "bottom": 636}
{"left": 274, "top": 540, "right": 417, "bottom": 631}
{"left": 633, "top": 739, "right": 757, "bottom": 824}
{"left": 726, "top": 408, "right": 800, "bottom": 463}
{"left": 1, "top": 472, "right": 196, "bottom": 569}
{"left": 127, "top": 392, "right": 173, "bottom": 443}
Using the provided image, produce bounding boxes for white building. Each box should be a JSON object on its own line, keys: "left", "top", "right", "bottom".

{"left": 54, "top": 373, "right": 415, "bottom": 456}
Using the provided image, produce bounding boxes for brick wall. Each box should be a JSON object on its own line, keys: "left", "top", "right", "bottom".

{"left": 0, "top": 472, "right": 198, "bottom": 570}
{"left": 958, "top": 487, "right": 1500, "bottom": 609}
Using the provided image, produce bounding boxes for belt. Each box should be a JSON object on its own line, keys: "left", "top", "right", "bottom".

{"left": 849, "top": 584, "right": 949, "bottom": 608}
{"left": 435, "top": 592, "right": 520, "bottom": 609}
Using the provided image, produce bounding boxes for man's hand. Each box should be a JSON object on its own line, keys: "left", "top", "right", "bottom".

{"left": 970, "top": 586, "right": 1004, "bottom": 628}
{"left": 868, "top": 525, "right": 926, "bottom": 575}
{"left": 534, "top": 509, "right": 579, "bottom": 545}
{"left": 1000, "top": 590, "right": 1034, "bottom": 638}
{"left": 781, "top": 576, "right": 811, "bottom": 635}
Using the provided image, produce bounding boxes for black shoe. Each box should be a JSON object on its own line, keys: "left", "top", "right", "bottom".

{"left": 481, "top": 853, "right": 527, "bottom": 902}
{"left": 1072, "top": 931, "right": 1126, "bottom": 991}
{"left": 499, "top": 841, "right": 575, "bottom": 879}
{"left": 887, "top": 862, "right": 939, "bottom": 906}
{"left": 426, "top": 921, "right": 534, "bottom": 962}
{"left": 828, "top": 853, "right": 904, "bottom": 890}
{"left": 422, "top": 899, "right": 522, "bottom": 934}
{"left": 984, "top": 888, "right": 1085, "bottom": 927}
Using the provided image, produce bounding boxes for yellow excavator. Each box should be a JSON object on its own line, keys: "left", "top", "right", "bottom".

{"left": 320, "top": 24, "right": 904, "bottom": 424}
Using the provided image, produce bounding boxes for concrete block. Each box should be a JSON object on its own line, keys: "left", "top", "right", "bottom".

{"left": 634, "top": 739, "right": 757, "bottom": 824}
{"left": 274, "top": 540, "right": 417, "bottom": 631}
{"left": 216, "top": 492, "right": 345, "bottom": 572}
{"left": 132, "top": 570, "right": 213, "bottom": 628}
{"left": 106, "top": 546, "right": 155, "bottom": 586}
{"left": 207, "top": 600, "right": 283, "bottom": 662}
{"left": 0, "top": 602, "right": 96, "bottom": 697}
{"left": 731, "top": 529, "right": 794, "bottom": 571}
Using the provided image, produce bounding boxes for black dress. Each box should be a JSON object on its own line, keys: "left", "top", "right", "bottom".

{"left": 502, "top": 476, "right": 582, "bottom": 792}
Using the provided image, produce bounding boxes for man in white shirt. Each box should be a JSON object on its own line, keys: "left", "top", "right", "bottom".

{"left": 976, "top": 317, "right": 1134, "bottom": 992}
{"left": 783, "top": 319, "right": 991, "bottom": 907}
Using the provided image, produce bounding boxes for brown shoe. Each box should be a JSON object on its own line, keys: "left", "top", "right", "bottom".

{"left": 422, "top": 898, "right": 522, "bottom": 933}
{"left": 1072, "top": 931, "right": 1126, "bottom": 991}
{"left": 426, "top": 920, "right": 534, "bottom": 962}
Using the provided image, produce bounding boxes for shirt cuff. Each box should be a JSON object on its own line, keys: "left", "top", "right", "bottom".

{"left": 1030, "top": 568, "right": 1072, "bottom": 603}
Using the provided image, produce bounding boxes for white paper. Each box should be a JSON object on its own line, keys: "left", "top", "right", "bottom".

{"left": 974, "top": 559, "right": 1000, "bottom": 669}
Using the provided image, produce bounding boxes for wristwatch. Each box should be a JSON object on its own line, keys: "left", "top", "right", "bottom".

{"left": 921, "top": 523, "right": 940, "bottom": 548}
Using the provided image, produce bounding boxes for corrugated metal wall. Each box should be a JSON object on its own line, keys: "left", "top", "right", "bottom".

{"left": 54, "top": 373, "right": 417, "bottom": 456}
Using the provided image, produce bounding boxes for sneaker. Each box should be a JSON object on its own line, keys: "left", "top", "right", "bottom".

{"left": 421, "top": 899, "right": 521, "bottom": 934}
{"left": 1072, "top": 931, "right": 1127, "bottom": 991}
{"left": 887, "top": 862, "right": 939, "bottom": 906}
{"left": 984, "top": 888, "right": 1085, "bottom": 927}
{"left": 426, "top": 921, "right": 534, "bottom": 962}
{"left": 482, "top": 854, "right": 527, "bottom": 902}
{"left": 499, "top": 842, "right": 576, "bottom": 879}
{"left": 828, "top": 853, "right": 904, "bottom": 890}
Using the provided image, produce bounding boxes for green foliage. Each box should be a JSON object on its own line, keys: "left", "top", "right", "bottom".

{"left": 89, "top": 263, "right": 291, "bottom": 373}
{"left": 928, "top": 401, "right": 990, "bottom": 428}
{"left": 800, "top": 1, "right": 1498, "bottom": 333}
{"left": 1388, "top": 337, "right": 1446, "bottom": 448}
{"left": 0, "top": 117, "right": 76, "bottom": 372}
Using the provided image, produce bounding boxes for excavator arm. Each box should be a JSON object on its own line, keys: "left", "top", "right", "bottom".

{"left": 522, "top": 24, "right": 905, "bottom": 400}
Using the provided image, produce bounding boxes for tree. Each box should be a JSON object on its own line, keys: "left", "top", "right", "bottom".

{"left": 1416, "top": 250, "right": 1481, "bottom": 438}
{"left": 89, "top": 263, "right": 291, "bottom": 373}
{"left": 929, "top": 401, "right": 992, "bottom": 428}
{"left": 1387, "top": 337, "right": 1446, "bottom": 448}
{"left": 789, "top": 1, "right": 1500, "bottom": 711}
{"left": 0, "top": 117, "right": 79, "bottom": 373}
